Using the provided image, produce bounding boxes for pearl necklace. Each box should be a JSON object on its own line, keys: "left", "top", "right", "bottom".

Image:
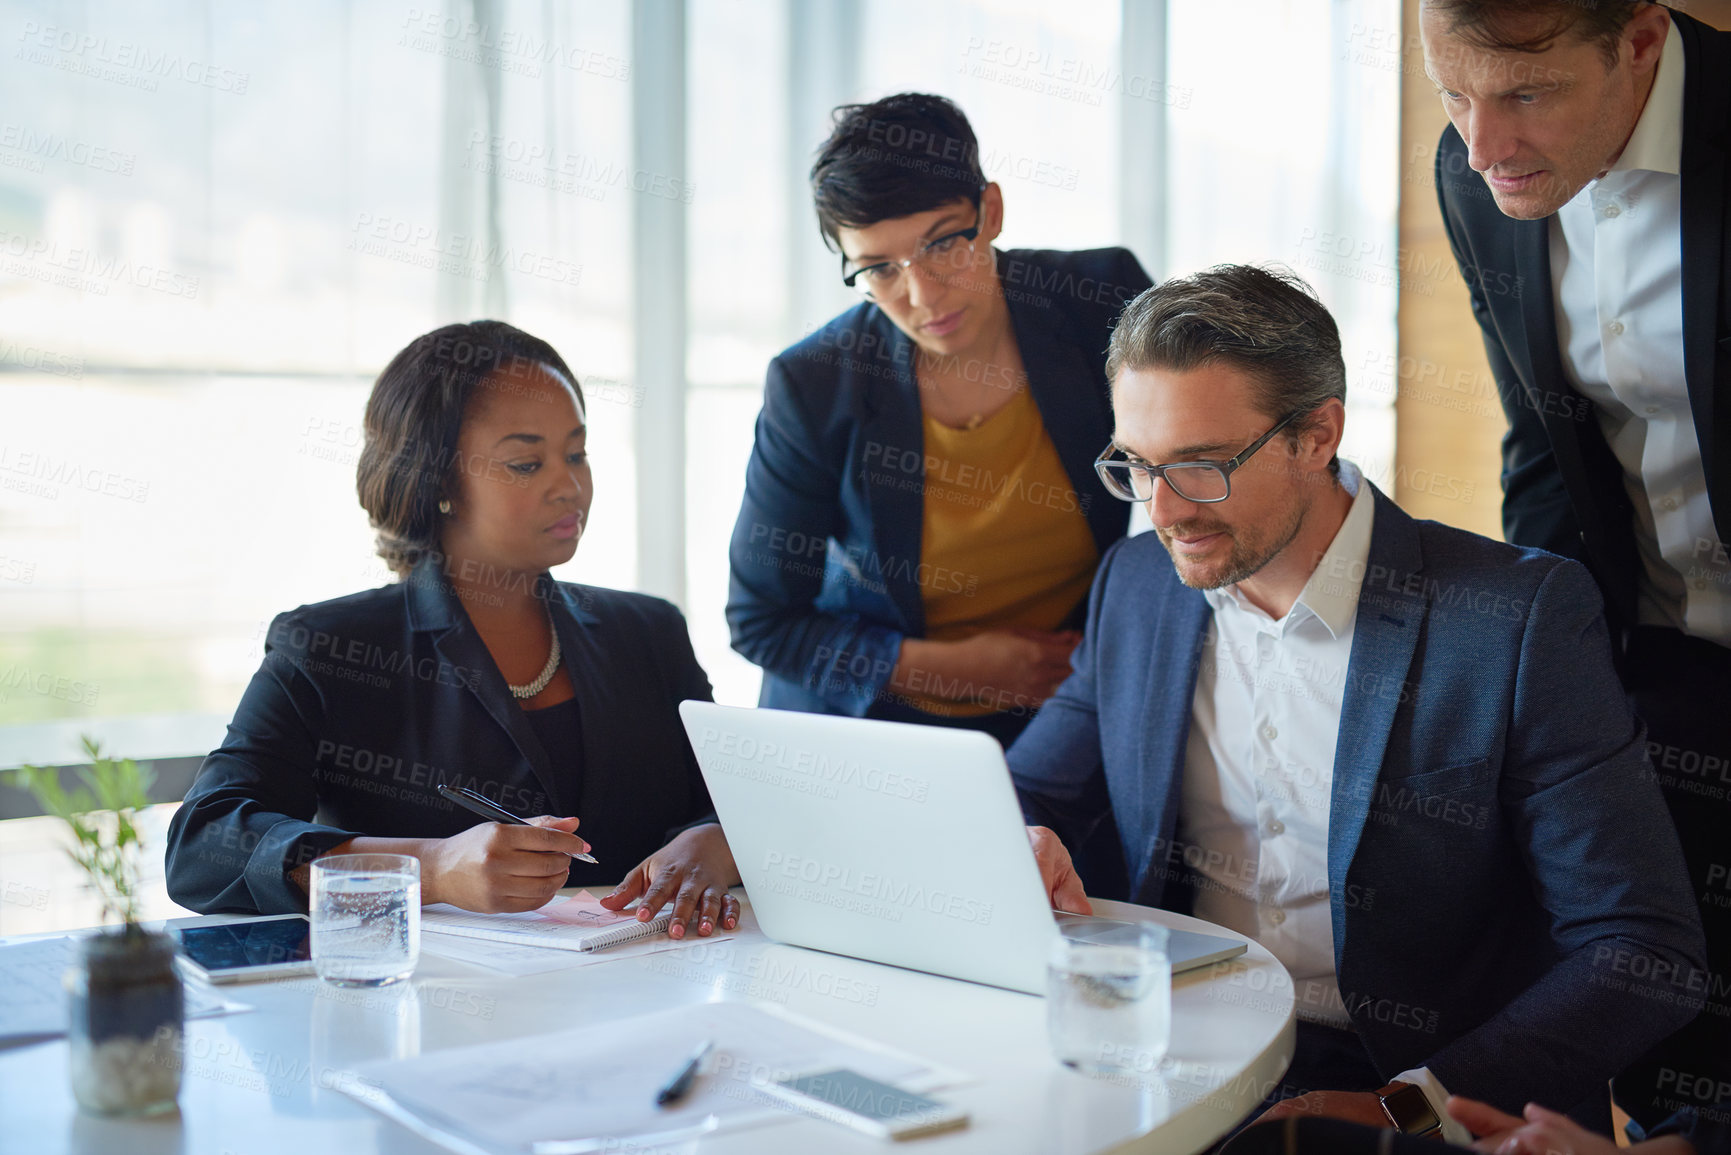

{"left": 508, "top": 606, "right": 562, "bottom": 699}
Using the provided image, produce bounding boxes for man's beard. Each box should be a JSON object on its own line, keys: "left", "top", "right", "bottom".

{"left": 1158, "top": 499, "right": 1308, "bottom": 592}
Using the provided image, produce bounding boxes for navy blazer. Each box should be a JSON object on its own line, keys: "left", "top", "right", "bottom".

{"left": 726, "top": 246, "right": 1152, "bottom": 715}
{"left": 1008, "top": 486, "right": 1707, "bottom": 1113}
{"left": 1435, "top": 8, "right": 1731, "bottom": 645}
{"left": 164, "top": 560, "right": 716, "bottom": 915}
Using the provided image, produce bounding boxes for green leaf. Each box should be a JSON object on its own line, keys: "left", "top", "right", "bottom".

{"left": 6, "top": 735, "right": 152, "bottom": 926}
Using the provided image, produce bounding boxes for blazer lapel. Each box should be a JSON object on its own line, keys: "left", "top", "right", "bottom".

{"left": 856, "top": 314, "right": 929, "bottom": 636}
{"left": 1130, "top": 584, "right": 1211, "bottom": 907}
{"left": 1328, "top": 489, "right": 1426, "bottom": 960}
{"left": 1510, "top": 219, "right": 1590, "bottom": 464}
{"left": 405, "top": 561, "right": 565, "bottom": 815}
{"left": 1677, "top": 11, "right": 1731, "bottom": 546}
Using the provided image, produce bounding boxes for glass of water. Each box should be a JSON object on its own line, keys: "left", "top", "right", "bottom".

{"left": 1047, "top": 922, "right": 1171, "bottom": 1077}
{"left": 311, "top": 854, "right": 420, "bottom": 987}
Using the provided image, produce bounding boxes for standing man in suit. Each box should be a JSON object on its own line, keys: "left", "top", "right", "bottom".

{"left": 1014, "top": 266, "right": 1705, "bottom": 1143}
{"left": 1426, "top": 0, "right": 1730, "bottom": 1127}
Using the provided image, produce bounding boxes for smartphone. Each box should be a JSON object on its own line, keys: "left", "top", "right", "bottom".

{"left": 174, "top": 915, "right": 314, "bottom": 984}
{"left": 758, "top": 1068, "right": 968, "bottom": 1141}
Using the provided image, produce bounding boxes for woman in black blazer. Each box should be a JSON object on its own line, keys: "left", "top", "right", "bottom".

{"left": 166, "top": 322, "right": 738, "bottom": 936}
{"left": 726, "top": 93, "right": 1152, "bottom": 751}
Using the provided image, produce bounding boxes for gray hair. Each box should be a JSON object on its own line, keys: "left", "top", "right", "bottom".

{"left": 1106, "top": 263, "right": 1346, "bottom": 473}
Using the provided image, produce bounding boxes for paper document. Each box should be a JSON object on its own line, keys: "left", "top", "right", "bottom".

{"left": 337, "top": 1000, "right": 965, "bottom": 1154}
{"left": 0, "top": 934, "right": 250, "bottom": 1047}
{"left": 420, "top": 890, "right": 678, "bottom": 953}
{"left": 420, "top": 904, "right": 763, "bottom": 977}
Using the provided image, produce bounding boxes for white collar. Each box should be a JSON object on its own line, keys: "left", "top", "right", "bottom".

{"left": 1203, "top": 460, "right": 1374, "bottom": 640}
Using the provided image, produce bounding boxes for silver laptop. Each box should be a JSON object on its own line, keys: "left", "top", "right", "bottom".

{"left": 680, "top": 702, "right": 1246, "bottom": 995}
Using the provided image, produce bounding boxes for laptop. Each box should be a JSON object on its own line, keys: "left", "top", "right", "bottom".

{"left": 679, "top": 702, "right": 1246, "bottom": 995}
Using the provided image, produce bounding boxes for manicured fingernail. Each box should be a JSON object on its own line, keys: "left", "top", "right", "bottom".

{"left": 670, "top": 923, "right": 684, "bottom": 938}
{"left": 700, "top": 919, "right": 713, "bottom": 934}
{"left": 725, "top": 917, "right": 736, "bottom": 929}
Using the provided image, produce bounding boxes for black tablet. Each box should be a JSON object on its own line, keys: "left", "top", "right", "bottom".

{"left": 175, "top": 914, "right": 314, "bottom": 984}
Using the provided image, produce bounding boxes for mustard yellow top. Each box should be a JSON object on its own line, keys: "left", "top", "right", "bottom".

{"left": 898, "top": 386, "right": 1099, "bottom": 717}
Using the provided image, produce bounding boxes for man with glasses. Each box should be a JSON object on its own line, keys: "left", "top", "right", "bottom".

{"left": 1013, "top": 265, "right": 1704, "bottom": 1143}
{"left": 727, "top": 93, "right": 1149, "bottom": 895}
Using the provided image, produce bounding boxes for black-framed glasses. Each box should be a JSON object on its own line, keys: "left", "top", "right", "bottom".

{"left": 841, "top": 206, "right": 984, "bottom": 300}
{"left": 1093, "top": 412, "right": 1302, "bottom": 504}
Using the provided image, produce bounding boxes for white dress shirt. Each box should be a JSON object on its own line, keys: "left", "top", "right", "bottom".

{"left": 1180, "top": 462, "right": 1467, "bottom": 1142}
{"left": 1549, "top": 19, "right": 1731, "bottom": 646}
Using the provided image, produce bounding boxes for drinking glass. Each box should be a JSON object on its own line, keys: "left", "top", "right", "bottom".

{"left": 310, "top": 854, "right": 420, "bottom": 987}
{"left": 1046, "top": 923, "right": 1171, "bottom": 1076}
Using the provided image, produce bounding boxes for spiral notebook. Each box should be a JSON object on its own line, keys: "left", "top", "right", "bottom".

{"left": 420, "top": 892, "right": 673, "bottom": 953}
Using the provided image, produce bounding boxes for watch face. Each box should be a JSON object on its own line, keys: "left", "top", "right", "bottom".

{"left": 1382, "top": 1085, "right": 1441, "bottom": 1134}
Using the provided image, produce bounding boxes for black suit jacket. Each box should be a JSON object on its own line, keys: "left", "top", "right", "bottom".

{"left": 726, "top": 246, "right": 1151, "bottom": 715}
{"left": 164, "top": 559, "right": 716, "bottom": 914}
{"left": 1435, "top": 7, "right": 1731, "bottom": 645}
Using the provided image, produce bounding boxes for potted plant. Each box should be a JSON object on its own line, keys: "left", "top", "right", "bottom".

{"left": 8, "top": 738, "right": 183, "bottom": 1116}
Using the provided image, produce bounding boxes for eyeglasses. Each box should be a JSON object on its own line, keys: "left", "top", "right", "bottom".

{"left": 1093, "top": 412, "right": 1302, "bottom": 503}
{"left": 841, "top": 209, "right": 983, "bottom": 301}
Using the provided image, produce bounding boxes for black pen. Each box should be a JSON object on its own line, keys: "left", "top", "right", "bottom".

{"left": 435, "top": 783, "right": 599, "bottom": 864}
{"left": 655, "top": 1039, "right": 714, "bottom": 1108}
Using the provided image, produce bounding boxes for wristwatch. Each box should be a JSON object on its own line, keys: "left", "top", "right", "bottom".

{"left": 1376, "top": 1081, "right": 1443, "bottom": 1137}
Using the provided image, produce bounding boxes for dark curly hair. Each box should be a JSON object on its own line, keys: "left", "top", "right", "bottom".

{"left": 356, "top": 321, "right": 584, "bottom": 577}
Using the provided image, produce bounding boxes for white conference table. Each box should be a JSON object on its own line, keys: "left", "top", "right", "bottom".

{"left": 0, "top": 894, "right": 1295, "bottom": 1155}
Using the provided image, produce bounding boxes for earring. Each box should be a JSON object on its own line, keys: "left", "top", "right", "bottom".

{"left": 438, "top": 499, "right": 451, "bottom": 515}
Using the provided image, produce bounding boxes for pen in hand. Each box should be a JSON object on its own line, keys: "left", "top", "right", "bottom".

{"left": 435, "top": 783, "right": 599, "bottom": 864}
{"left": 655, "top": 1040, "right": 715, "bottom": 1107}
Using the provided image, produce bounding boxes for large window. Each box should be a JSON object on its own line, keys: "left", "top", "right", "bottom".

{"left": 0, "top": 0, "right": 1399, "bottom": 752}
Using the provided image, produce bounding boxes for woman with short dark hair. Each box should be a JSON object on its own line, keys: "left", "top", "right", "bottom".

{"left": 727, "top": 93, "right": 1151, "bottom": 822}
{"left": 166, "top": 321, "right": 738, "bottom": 936}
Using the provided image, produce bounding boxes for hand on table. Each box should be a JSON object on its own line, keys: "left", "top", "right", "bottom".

{"left": 422, "top": 815, "right": 590, "bottom": 913}
{"left": 1254, "top": 1090, "right": 1395, "bottom": 1131}
{"left": 1028, "top": 826, "right": 1092, "bottom": 915}
{"left": 600, "top": 823, "right": 741, "bottom": 939}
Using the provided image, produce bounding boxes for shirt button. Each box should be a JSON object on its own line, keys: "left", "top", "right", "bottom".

{"left": 1268, "top": 909, "right": 1287, "bottom": 926}
{"left": 1645, "top": 405, "right": 1660, "bottom": 415}
{"left": 1604, "top": 203, "right": 1622, "bottom": 218}
{"left": 1261, "top": 724, "right": 1278, "bottom": 741}
{"left": 1268, "top": 819, "right": 1286, "bottom": 836}
{"left": 1695, "top": 579, "right": 1709, "bottom": 592}
{"left": 1661, "top": 497, "right": 1678, "bottom": 512}
{"left": 1607, "top": 320, "right": 1625, "bottom": 336}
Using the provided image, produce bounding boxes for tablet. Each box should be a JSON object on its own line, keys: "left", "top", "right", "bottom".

{"left": 175, "top": 914, "right": 314, "bottom": 984}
